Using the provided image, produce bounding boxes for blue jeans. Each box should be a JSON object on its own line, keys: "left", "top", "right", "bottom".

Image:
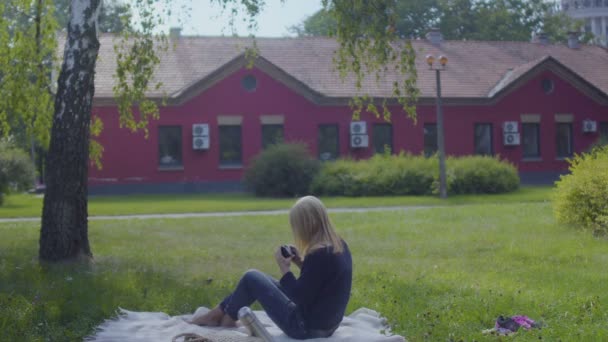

{"left": 219, "top": 269, "right": 336, "bottom": 339}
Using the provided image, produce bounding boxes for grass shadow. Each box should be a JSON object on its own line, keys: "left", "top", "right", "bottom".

{"left": 0, "top": 246, "right": 232, "bottom": 341}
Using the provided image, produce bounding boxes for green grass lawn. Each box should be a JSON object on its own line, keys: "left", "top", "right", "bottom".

{"left": 0, "top": 185, "right": 553, "bottom": 218}
{"left": 1, "top": 196, "right": 607, "bottom": 341}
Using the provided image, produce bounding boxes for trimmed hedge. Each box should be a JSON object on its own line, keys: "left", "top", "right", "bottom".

{"left": 311, "top": 154, "right": 436, "bottom": 196}
{"left": 553, "top": 145, "right": 608, "bottom": 235}
{"left": 311, "top": 154, "right": 519, "bottom": 196}
{"left": 0, "top": 142, "right": 35, "bottom": 205}
{"left": 244, "top": 143, "right": 320, "bottom": 197}
{"left": 447, "top": 155, "right": 519, "bottom": 194}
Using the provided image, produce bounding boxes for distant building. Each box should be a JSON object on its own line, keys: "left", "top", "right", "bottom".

{"left": 88, "top": 31, "right": 608, "bottom": 194}
{"left": 562, "top": 0, "right": 608, "bottom": 46}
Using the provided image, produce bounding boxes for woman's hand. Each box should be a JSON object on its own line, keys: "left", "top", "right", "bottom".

{"left": 274, "top": 247, "right": 292, "bottom": 275}
{"left": 288, "top": 245, "right": 303, "bottom": 269}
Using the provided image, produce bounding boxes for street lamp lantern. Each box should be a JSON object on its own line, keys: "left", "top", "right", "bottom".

{"left": 426, "top": 54, "right": 448, "bottom": 199}
{"left": 426, "top": 54, "right": 448, "bottom": 68}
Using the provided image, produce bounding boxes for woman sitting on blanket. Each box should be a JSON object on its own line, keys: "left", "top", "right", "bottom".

{"left": 190, "top": 195, "right": 353, "bottom": 339}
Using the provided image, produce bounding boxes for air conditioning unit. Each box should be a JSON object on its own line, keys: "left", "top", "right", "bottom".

{"left": 350, "top": 121, "right": 367, "bottom": 135}
{"left": 503, "top": 121, "right": 518, "bottom": 133}
{"left": 503, "top": 132, "right": 520, "bottom": 146}
{"left": 582, "top": 120, "right": 597, "bottom": 133}
{"left": 193, "top": 136, "right": 210, "bottom": 150}
{"left": 192, "top": 123, "right": 209, "bottom": 137}
{"left": 350, "top": 134, "right": 369, "bottom": 148}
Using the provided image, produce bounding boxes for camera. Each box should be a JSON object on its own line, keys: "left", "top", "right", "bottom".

{"left": 280, "top": 245, "right": 296, "bottom": 258}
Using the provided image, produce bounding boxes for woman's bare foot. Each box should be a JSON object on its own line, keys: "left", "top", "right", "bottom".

{"left": 220, "top": 314, "right": 237, "bottom": 328}
{"left": 188, "top": 306, "right": 224, "bottom": 326}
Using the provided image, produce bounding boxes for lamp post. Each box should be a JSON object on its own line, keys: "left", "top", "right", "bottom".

{"left": 426, "top": 54, "right": 448, "bottom": 199}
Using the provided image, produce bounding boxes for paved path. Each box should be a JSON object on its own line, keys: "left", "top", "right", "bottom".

{"left": 0, "top": 205, "right": 435, "bottom": 223}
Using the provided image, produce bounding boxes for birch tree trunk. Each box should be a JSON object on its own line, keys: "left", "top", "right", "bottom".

{"left": 39, "top": 0, "right": 101, "bottom": 261}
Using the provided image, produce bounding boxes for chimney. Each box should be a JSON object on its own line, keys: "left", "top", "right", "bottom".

{"left": 169, "top": 27, "right": 182, "bottom": 39}
{"left": 533, "top": 32, "right": 549, "bottom": 45}
{"left": 426, "top": 28, "right": 443, "bottom": 46}
{"left": 567, "top": 31, "right": 580, "bottom": 49}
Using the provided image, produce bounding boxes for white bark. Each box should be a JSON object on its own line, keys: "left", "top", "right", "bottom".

{"left": 40, "top": 0, "right": 102, "bottom": 261}
{"left": 59, "top": 0, "right": 101, "bottom": 120}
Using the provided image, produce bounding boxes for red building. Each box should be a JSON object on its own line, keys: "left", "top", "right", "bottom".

{"left": 89, "top": 32, "right": 608, "bottom": 194}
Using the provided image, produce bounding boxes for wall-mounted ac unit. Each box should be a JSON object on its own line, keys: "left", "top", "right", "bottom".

{"left": 193, "top": 136, "right": 210, "bottom": 150}
{"left": 350, "top": 134, "right": 369, "bottom": 148}
{"left": 503, "top": 121, "right": 518, "bottom": 133}
{"left": 503, "top": 132, "right": 520, "bottom": 146}
{"left": 193, "top": 123, "right": 209, "bottom": 137}
{"left": 350, "top": 121, "right": 367, "bottom": 135}
{"left": 582, "top": 120, "right": 597, "bottom": 133}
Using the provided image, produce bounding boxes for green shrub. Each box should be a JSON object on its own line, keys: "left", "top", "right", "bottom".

{"left": 553, "top": 146, "right": 608, "bottom": 235}
{"left": 447, "top": 155, "right": 519, "bottom": 194}
{"left": 0, "top": 142, "right": 35, "bottom": 204}
{"left": 311, "top": 154, "right": 437, "bottom": 196}
{"left": 309, "top": 159, "right": 354, "bottom": 196}
{"left": 312, "top": 153, "right": 518, "bottom": 197}
{"left": 244, "top": 143, "right": 320, "bottom": 197}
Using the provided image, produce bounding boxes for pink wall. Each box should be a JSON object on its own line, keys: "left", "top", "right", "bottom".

{"left": 89, "top": 67, "right": 608, "bottom": 186}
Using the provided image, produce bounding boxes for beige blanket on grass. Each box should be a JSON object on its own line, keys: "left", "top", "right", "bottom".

{"left": 86, "top": 307, "right": 406, "bottom": 342}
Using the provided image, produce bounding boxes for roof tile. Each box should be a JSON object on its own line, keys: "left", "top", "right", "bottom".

{"left": 89, "top": 35, "right": 608, "bottom": 100}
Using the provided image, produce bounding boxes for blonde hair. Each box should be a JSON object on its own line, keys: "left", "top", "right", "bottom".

{"left": 289, "top": 196, "right": 343, "bottom": 256}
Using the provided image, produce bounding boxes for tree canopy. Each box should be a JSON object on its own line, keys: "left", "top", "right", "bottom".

{"left": 0, "top": 0, "right": 57, "bottom": 152}
{"left": 54, "top": 0, "right": 131, "bottom": 33}
{"left": 292, "top": 0, "right": 593, "bottom": 43}
{"left": 0, "top": 0, "right": 130, "bottom": 160}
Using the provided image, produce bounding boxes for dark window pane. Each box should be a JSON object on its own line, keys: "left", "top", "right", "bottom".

{"left": 241, "top": 75, "right": 257, "bottom": 92}
{"left": 541, "top": 79, "right": 554, "bottom": 94}
{"left": 556, "top": 123, "right": 573, "bottom": 158}
{"left": 373, "top": 124, "right": 392, "bottom": 154}
{"left": 318, "top": 124, "right": 339, "bottom": 161}
{"left": 262, "top": 124, "right": 284, "bottom": 149}
{"left": 522, "top": 123, "right": 540, "bottom": 158}
{"left": 158, "top": 126, "right": 182, "bottom": 167}
{"left": 219, "top": 125, "right": 242, "bottom": 166}
{"left": 424, "top": 123, "right": 437, "bottom": 157}
{"left": 474, "top": 123, "right": 493, "bottom": 155}
{"left": 600, "top": 122, "right": 608, "bottom": 139}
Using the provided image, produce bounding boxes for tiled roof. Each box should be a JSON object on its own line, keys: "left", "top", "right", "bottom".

{"left": 90, "top": 34, "right": 608, "bottom": 101}
{"left": 487, "top": 56, "right": 549, "bottom": 97}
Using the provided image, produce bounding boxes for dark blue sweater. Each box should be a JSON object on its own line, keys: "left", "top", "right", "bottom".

{"left": 279, "top": 241, "right": 352, "bottom": 330}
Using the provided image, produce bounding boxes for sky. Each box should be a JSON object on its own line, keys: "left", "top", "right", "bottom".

{"left": 159, "top": 0, "right": 323, "bottom": 37}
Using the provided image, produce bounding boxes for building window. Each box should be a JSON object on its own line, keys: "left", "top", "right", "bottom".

{"left": 262, "top": 124, "right": 284, "bottom": 149}
{"left": 241, "top": 75, "right": 257, "bottom": 92}
{"left": 556, "top": 123, "right": 573, "bottom": 158}
{"left": 423, "top": 123, "right": 437, "bottom": 157}
{"left": 158, "top": 126, "right": 182, "bottom": 168}
{"left": 474, "top": 123, "right": 493, "bottom": 155}
{"left": 522, "top": 123, "right": 540, "bottom": 158}
{"left": 541, "top": 79, "right": 554, "bottom": 94}
{"left": 219, "top": 125, "right": 242, "bottom": 166}
{"left": 373, "top": 124, "right": 392, "bottom": 154}
{"left": 600, "top": 122, "right": 608, "bottom": 140}
{"left": 318, "top": 124, "right": 339, "bottom": 161}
